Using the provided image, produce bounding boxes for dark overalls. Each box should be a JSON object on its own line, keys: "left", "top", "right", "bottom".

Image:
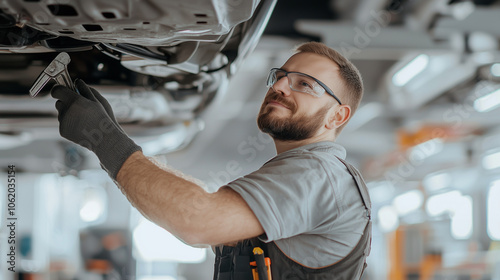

{"left": 213, "top": 157, "right": 372, "bottom": 280}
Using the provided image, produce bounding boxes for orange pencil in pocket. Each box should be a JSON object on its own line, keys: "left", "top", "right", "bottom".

{"left": 250, "top": 247, "right": 272, "bottom": 280}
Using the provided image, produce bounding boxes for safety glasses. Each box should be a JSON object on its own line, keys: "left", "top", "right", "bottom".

{"left": 266, "top": 68, "right": 342, "bottom": 105}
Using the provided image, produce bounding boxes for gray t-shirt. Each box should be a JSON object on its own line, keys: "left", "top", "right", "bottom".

{"left": 226, "top": 141, "right": 368, "bottom": 268}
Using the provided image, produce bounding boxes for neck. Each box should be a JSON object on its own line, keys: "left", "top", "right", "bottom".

{"left": 273, "top": 134, "right": 335, "bottom": 154}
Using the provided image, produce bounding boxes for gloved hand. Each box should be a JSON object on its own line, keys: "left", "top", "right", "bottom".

{"left": 51, "top": 79, "right": 142, "bottom": 179}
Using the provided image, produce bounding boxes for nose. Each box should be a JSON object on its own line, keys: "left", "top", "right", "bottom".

{"left": 271, "top": 76, "right": 292, "bottom": 97}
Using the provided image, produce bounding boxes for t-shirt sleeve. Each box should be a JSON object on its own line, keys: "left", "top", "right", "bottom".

{"left": 226, "top": 153, "right": 340, "bottom": 242}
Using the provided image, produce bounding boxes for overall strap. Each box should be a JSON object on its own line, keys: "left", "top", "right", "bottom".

{"left": 336, "top": 157, "right": 372, "bottom": 219}
{"left": 336, "top": 156, "right": 372, "bottom": 259}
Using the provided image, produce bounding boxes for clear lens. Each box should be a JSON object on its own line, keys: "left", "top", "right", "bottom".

{"left": 266, "top": 69, "right": 325, "bottom": 97}
{"left": 266, "top": 70, "right": 276, "bottom": 87}
{"left": 288, "top": 73, "right": 325, "bottom": 97}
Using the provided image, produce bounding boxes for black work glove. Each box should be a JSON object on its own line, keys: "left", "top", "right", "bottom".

{"left": 51, "top": 79, "right": 142, "bottom": 179}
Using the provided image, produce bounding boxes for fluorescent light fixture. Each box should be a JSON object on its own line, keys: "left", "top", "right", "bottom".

{"left": 377, "top": 205, "right": 399, "bottom": 232}
{"left": 392, "top": 54, "right": 430, "bottom": 86}
{"left": 80, "top": 200, "right": 104, "bottom": 222}
{"left": 423, "top": 172, "right": 452, "bottom": 192}
{"left": 426, "top": 190, "right": 473, "bottom": 240}
{"left": 487, "top": 180, "right": 500, "bottom": 240}
{"left": 450, "top": 1, "right": 475, "bottom": 21}
{"left": 451, "top": 195, "right": 473, "bottom": 240}
{"left": 408, "top": 138, "right": 444, "bottom": 162}
{"left": 491, "top": 63, "right": 500, "bottom": 77}
{"left": 469, "top": 32, "right": 498, "bottom": 52}
{"left": 133, "top": 219, "right": 206, "bottom": 263}
{"left": 79, "top": 187, "right": 107, "bottom": 223}
{"left": 474, "top": 88, "right": 500, "bottom": 112}
{"left": 426, "top": 190, "right": 461, "bottom": 217}
{"left": 392, "top": 190, "right": 424, "bottom": 216}
{"left": 482, "top": 151, "right": 500, "bottom": 170}
{"left": 367, "top": 181, "right": 394, "bottom": 203}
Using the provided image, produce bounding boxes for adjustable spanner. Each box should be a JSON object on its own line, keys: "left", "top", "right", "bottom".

{"left": 29, "top": 52, "right": 75, "bottom": 97}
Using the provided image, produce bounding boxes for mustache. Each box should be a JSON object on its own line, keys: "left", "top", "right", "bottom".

{"left": 265, "top": 92, "right": 296, "bottom": 111}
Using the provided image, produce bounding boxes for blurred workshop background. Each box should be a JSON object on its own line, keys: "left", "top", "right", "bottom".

{"left": 1, "top": 0, "right": 500, "bottom": 279}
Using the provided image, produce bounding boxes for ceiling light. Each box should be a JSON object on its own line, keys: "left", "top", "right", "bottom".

{"left": 133, "top": 219, "right": 206, "bottom": 263}
{"left": 469, "top": 32, "right": 498, "bottom": 52}
{"left": 426, "top": 190, "right": 462, "bottom": 217}
{"left": 408, "top": 138, "right": 444, "bottom": 161}
{"left": 80, "top": 200, "right": 104, "bottom": 222}
{"left": 474, "top": 88, "right": 500, "bottom": 112}
{"left": 392, "top": 190, "right": 424, "bottom": 216}
{"left": 79, "top": 187, "right": 107, "bottom": 223}
{"left": 450, "top": 1, "right": 475, "bottom": 21}
{"left": 426, "top": 190, "right": 474, "bottom": 240}
{"left": 451, "top": 195, "right": 473, "bottom": 240}
{"left": 487, "top": 180, "right": 500, "bottom": 240}
{"left": 377, "top": 205, "right": 399, "bottom": 232}
{"left": 491, "top": 63, "right": 500, "bottom": 77}
{"left": 392, "top": 54, "right": 429, "bottom": 87}
{"left": 367, "top": 181, "right": 394, "bottom": 203}
{"left": 482, "top": 151, "right": 500, "bottom": 170}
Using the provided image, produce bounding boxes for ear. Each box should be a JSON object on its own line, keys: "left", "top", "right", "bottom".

{"left": 325, "top": 105, "right": 351, "bottom": 130}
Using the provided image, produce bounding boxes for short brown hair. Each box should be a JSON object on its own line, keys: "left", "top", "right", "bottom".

{"left": 295, "top": 42, "right": 364, "bottom": 133}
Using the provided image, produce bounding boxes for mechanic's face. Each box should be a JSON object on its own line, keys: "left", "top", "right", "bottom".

{"left": 257, "top": 52, "right": 343, "bottom": 141}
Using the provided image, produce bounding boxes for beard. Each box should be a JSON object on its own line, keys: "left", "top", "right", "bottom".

{"left": 257, "top": 92, "right": 332, "bottom": 141}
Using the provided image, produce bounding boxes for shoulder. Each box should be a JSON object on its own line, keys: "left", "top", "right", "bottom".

{"left": 230, "top": 145, "right": 351, "bottom": 194}
{"left": 265, "top": 147, "right": 345, "bottom": 172}
{"left": 237, "top": 151, "right": 337, "bottom": 190}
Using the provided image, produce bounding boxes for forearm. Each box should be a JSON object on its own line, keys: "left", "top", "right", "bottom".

{"left": 116, "top": 151, "right": 213, "bottom": 244}
{"left": 116, "top": 151, "right": 265, "bottom": 246}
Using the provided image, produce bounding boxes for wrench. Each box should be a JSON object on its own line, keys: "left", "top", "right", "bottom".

{"left": 29, "top": 52, "right": 76, "bottom": 97}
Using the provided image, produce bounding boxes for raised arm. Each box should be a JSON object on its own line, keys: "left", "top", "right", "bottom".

{"left": 116, "top": 151, "right": 264, "bottom": 246}
{"left": 51, "top": 81, "right": 263, "bottom": 246}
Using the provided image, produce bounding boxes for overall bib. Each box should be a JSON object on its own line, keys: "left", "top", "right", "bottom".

{"left": 213, "top": 157, "right": 372, "bottom": 280}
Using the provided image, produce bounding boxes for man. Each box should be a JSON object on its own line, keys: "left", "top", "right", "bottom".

{"left": 51, "top": 42, "right": 371, "bottom": 279}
